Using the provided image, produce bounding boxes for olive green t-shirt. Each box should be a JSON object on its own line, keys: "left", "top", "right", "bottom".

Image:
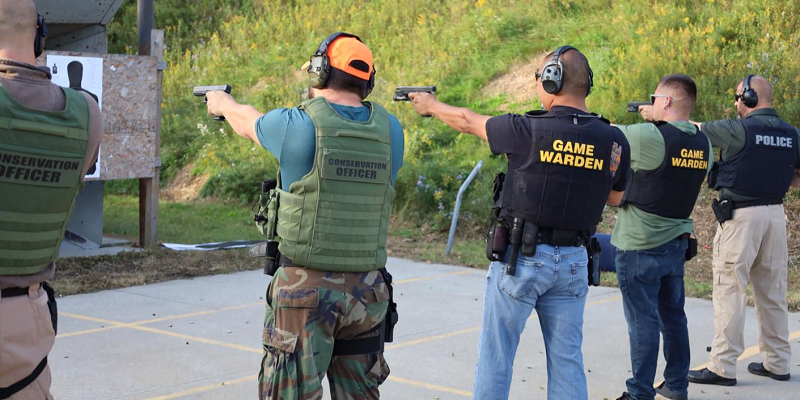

{"left": 701, "top": 108, "right": 800, "bottom": 202}
{"left": 611, "top": 121, "right": 714, "bottom": 251}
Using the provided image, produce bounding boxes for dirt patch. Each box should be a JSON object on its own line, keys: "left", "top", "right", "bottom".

{"left": 161, "top": 164, "right": 209, "bottom": 201}
{"left": 52, "top": 249, "right": 262, "bottom": 296}
{"left": 480, "top": 53, "right": 548, "bottom": 110}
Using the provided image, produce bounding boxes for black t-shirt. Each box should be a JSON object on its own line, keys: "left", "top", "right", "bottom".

{"left": 486, "top": 106, "right": 631, "bottom": 192}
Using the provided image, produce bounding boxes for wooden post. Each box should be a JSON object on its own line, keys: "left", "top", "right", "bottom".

{"left": 139, "top": 29, "right": 164, "bottom": 248}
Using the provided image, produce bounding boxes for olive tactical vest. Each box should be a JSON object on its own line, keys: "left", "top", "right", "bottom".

{"left": 276, "top": 97, "right": 395, "bottom": 272}
{"left": 0, "top": 83, "right": 90, "bottom": 275}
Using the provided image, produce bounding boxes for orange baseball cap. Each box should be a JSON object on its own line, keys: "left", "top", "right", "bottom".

{"left": 328, "top": 36, "right": 373, "bottom": 81}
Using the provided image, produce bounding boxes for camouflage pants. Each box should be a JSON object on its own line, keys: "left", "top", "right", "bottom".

{"left": 259, "top": 266, "right": 390, "bottom": 400}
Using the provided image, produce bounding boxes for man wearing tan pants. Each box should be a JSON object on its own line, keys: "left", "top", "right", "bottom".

{"left": 0, "top": 1, "right": 102, "bottom": 398}
{"left": 688, "top": 75, "right": 800, "bottom": 386}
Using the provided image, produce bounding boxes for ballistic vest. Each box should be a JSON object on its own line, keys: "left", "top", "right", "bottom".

{"left": 624, "top": 122, "right": 709, "bottom": 219}
{"left": 0, "top": 83, "right": 89, "bottom": 275}
{"left": 712, "top": 117, "right": 798, "bottom": 201}
{"left": 500, "top": 110, "right": 617, "bottom": 233}
{"left": 276, "top": 97, "right": 395, "bottom": 272}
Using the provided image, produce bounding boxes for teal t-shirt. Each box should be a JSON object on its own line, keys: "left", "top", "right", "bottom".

{"left": 611, "top": 121, "right": 714, "bottom": 251}
{"left": 254, "top": 102, "right": 405, "bottom": 191}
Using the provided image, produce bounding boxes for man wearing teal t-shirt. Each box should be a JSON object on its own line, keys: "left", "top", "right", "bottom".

{"left": 611, "top": 74, "right": 712, "bottom": 400}
{"left": 205, "top": 33, "right": 404, "bottom": 400}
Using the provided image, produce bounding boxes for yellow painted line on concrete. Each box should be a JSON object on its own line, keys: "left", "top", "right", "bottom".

{"left": 132, "top": 325, "right": 262, "bottom": 354}
{"left": 387, "top": 295, "right": 622, "bottom": 350}
{"left": 145, "top": 375, "right": 258, "bottom": 400}
{"left": 58, "top": 302, "right": 264, "bottom": 339}
{"left": 394, "top": 270, "right": 475, "bottom": 285}
{"left": 387, "top": 376, "right": 472, "bottom": 397}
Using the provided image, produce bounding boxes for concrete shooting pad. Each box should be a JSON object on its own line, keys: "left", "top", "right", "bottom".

{"left": 50, "top": 258, "right": 800, "bottom": 399}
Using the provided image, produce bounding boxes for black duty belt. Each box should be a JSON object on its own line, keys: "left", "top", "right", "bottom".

{"left": 731, "top": 198, "right": 782, "bottom": 210}
{"left": 535, "top": 227, "right": 585, "bottom": 247}
{"left": 1, "top": 286, "right": 33, "bottom": 298}
{"left": 279, "top": 254, "right": 297, "bottom": 268}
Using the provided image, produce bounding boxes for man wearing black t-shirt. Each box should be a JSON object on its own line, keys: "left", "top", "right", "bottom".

{"left": 410, "top": 46, "right": 630, "bottom": 399}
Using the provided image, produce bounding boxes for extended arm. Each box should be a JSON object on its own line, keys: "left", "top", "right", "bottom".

{"left": 607, "top": 190, "right": 624, "bottom": 206}
{"left": 205, "top": 91, "right": 263, "bottom": 143}
{"left": 409, "top": 92, "right": 490, "bottom": 141}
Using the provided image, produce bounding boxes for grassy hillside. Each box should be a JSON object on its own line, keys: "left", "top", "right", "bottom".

{"left": 107, "top": 0, "right": 800, "bottom": 231}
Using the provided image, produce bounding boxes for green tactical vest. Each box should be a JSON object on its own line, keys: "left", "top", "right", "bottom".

{"left": 276, "top": 97, "right": 395, "bottom": 272}
{"left": 0, "top": 83, "right": 90, "bottom": 275}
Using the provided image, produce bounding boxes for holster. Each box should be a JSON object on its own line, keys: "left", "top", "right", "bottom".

{"left": 520, "top": 223, "right": 538, "bottom": 257}
{"left": 250, "top": 179, "right": 281, "bottom": 276}
{"left": 486, "top": 222, "right": 509, "bottom": 262}
{"left": 586, "top": 237, "right": 601, "bottom": 286}
{"left": 380, "top": 268, "right": 398, "bottom": 345}
{"left": 711, "top": 198, "right": 733, "bottom": 224}
{"left": 685, "top": 236, "right": 698, "bottom": 261}
{"left": 491, "top": 172, "right": 506, "bottom": 219}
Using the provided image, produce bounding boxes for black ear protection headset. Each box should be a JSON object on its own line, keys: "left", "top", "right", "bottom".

{"left": 739, "top": 74, "right": 758, "bottom": 108}
{"left": 307, "top": 32, "right": 375, "bottom": 98}
{"left": 539, "top": 45, "right": 593, "bottom": 97}
{"left": 34, "top": 15, "right": 48, "bottom": 58}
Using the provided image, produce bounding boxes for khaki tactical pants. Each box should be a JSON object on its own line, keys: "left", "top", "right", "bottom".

{"left": 259, "top": 267, "right": 390, "bottom": 400}
{"left": 709, "top": 204, "right": 792, "bottom": 378}
{"left": 0, "top": 286, "right": 55, "bottom": 400}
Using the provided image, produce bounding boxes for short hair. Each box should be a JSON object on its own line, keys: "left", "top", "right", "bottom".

{"left": 737, "top": 75, "right": 773, "bottom": 104}
{"left": 543, "top": 48, "right": 592, "bottom": 96}
{"left": 658, "top": 74, "right": 697, "bottom": 110}
{"left": 326, "top": 67, "right": 370, "bottom": 99}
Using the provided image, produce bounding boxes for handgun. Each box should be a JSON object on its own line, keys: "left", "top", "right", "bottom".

{"left": 393, "top": 85, "right": 436, "bottom": 101}
{"left": 193, "top": 84, "right": 232, "bottom": 121}
{"left": 394, "top": 86, "right": 437, "bottom": 117}
{"left": 627, "top": 101, "right": 650, "bottom": 113}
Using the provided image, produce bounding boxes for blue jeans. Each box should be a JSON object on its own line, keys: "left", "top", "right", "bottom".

{"left": 616, "top": 237, "right": 690, "bottom": 400}
{"left": 474, "top": 244, "right": 589, "bottom": 400}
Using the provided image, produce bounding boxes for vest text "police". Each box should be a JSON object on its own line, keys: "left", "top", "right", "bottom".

{"left": 539, "top": 139, "right": 604, "bottom": 170}
{"left": 672, "top": 148, "right": 708, "bottom": 170}
{"left": 756, "top": 134, "right": 793, "bottom": 148}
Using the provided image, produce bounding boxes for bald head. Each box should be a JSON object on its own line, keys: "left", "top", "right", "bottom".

{"left": 0, "top": 0, "right": 38, "bottom": 50}
{"left": 737, "top": 75, "right": 773, "bottom": 106}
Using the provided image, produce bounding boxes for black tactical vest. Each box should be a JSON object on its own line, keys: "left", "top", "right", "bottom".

{"left": 712, "top": 117, "right": 798, "bottom": 201}
{"left": 500, "top": 111, "right": 617, "bottom": 233}
{"left": 624, "top": 122, "right": 709, "bottom": 219}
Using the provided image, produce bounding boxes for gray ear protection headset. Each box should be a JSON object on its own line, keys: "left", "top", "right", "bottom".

{"left": 539, "top": 45, "right": 593, "bottom": 97}
{"left": 307, "top": 32, "right": 375, "bottom": 97}
{"left": 740, "top": 74, "right": 758, "bottom": 108}
{"left": 34, "top": 15, "right": 47, "bottom": 58}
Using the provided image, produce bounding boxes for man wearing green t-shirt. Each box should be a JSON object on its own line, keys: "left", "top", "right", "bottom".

{"left": 611, "top": 74, "right": 712, "bottom": 400}
{"left": 688, "top": 75, "right": 800, "bottom": 387}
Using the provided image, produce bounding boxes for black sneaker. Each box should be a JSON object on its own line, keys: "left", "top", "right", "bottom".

{"left": 655, "top": 382, "right": 688, "bottom": 400}
{"left": 748, "top": 362, "right": 790, "bottom": 381}
{"left": 615, "top": 392, "right": 635, "bottom": 400}
{"left": 687, "top": 368, "right": 737, "bottom": 386}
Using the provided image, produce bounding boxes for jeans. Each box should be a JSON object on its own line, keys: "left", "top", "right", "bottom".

{"left": 474, "top": 244, "right": 589, "bottom": 400}
{"left": 616, "top": 237, "right": 690, "bottom": 400}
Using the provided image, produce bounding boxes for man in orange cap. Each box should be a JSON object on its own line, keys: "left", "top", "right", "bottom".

{"left": 205, "top": 33, "right": 404, "bottom": 400}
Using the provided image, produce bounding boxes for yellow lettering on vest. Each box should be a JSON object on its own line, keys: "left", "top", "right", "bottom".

{"left": 572, "top": 142, "right": 586, "bottom": 155}
{"left": 553, "top": 140, "right": 564, "bottom": 151}
{"left": 593, "top": 159, "right": 603, "bottom": 170}
{"left": 574, "top": 154, "right": 585, "bottom": 168}
{"left": 540, "top": 150, "right": 554, "bottom": 163}
{"left": 564, "top": 154, "right": 574, "bottom": 166}
{"left": 680, "top": 148, "right": 705, "bottom": 159}
{"left": 553, "top": 152, "right": 563, "bottom": 164}
{"left": 586, "top": 144, "right": 594, "bottom": 157}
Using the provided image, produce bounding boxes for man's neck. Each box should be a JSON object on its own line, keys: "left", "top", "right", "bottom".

{"left": 548, "top": 96, "right": 589, "bottom": 113}
{"left": 745, "top": 104, "right": 773, "bottom": 117}
{"left": 0, "top": 48, "right": 37, "bottom": 66}
{"left": 317, "top": 89, "right": 364, "bottom": 107}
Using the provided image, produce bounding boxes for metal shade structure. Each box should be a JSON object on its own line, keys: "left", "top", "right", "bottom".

{"left": 34, "top": 0, "right": 126, "bottom": 53}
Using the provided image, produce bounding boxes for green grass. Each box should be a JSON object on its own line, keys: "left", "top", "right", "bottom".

{"left": 104, "top": 194, "right": 262, "bottom": 243}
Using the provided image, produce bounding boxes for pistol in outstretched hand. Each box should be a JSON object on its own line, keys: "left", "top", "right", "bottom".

{"left": 193, "top": 84, "right": 232, "bottom": 121}
{"left": 627, "top": 101, "right": 650, "bottom": 113}
{"left": 393, "top": 85, "right": 436, "bottom": 101}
